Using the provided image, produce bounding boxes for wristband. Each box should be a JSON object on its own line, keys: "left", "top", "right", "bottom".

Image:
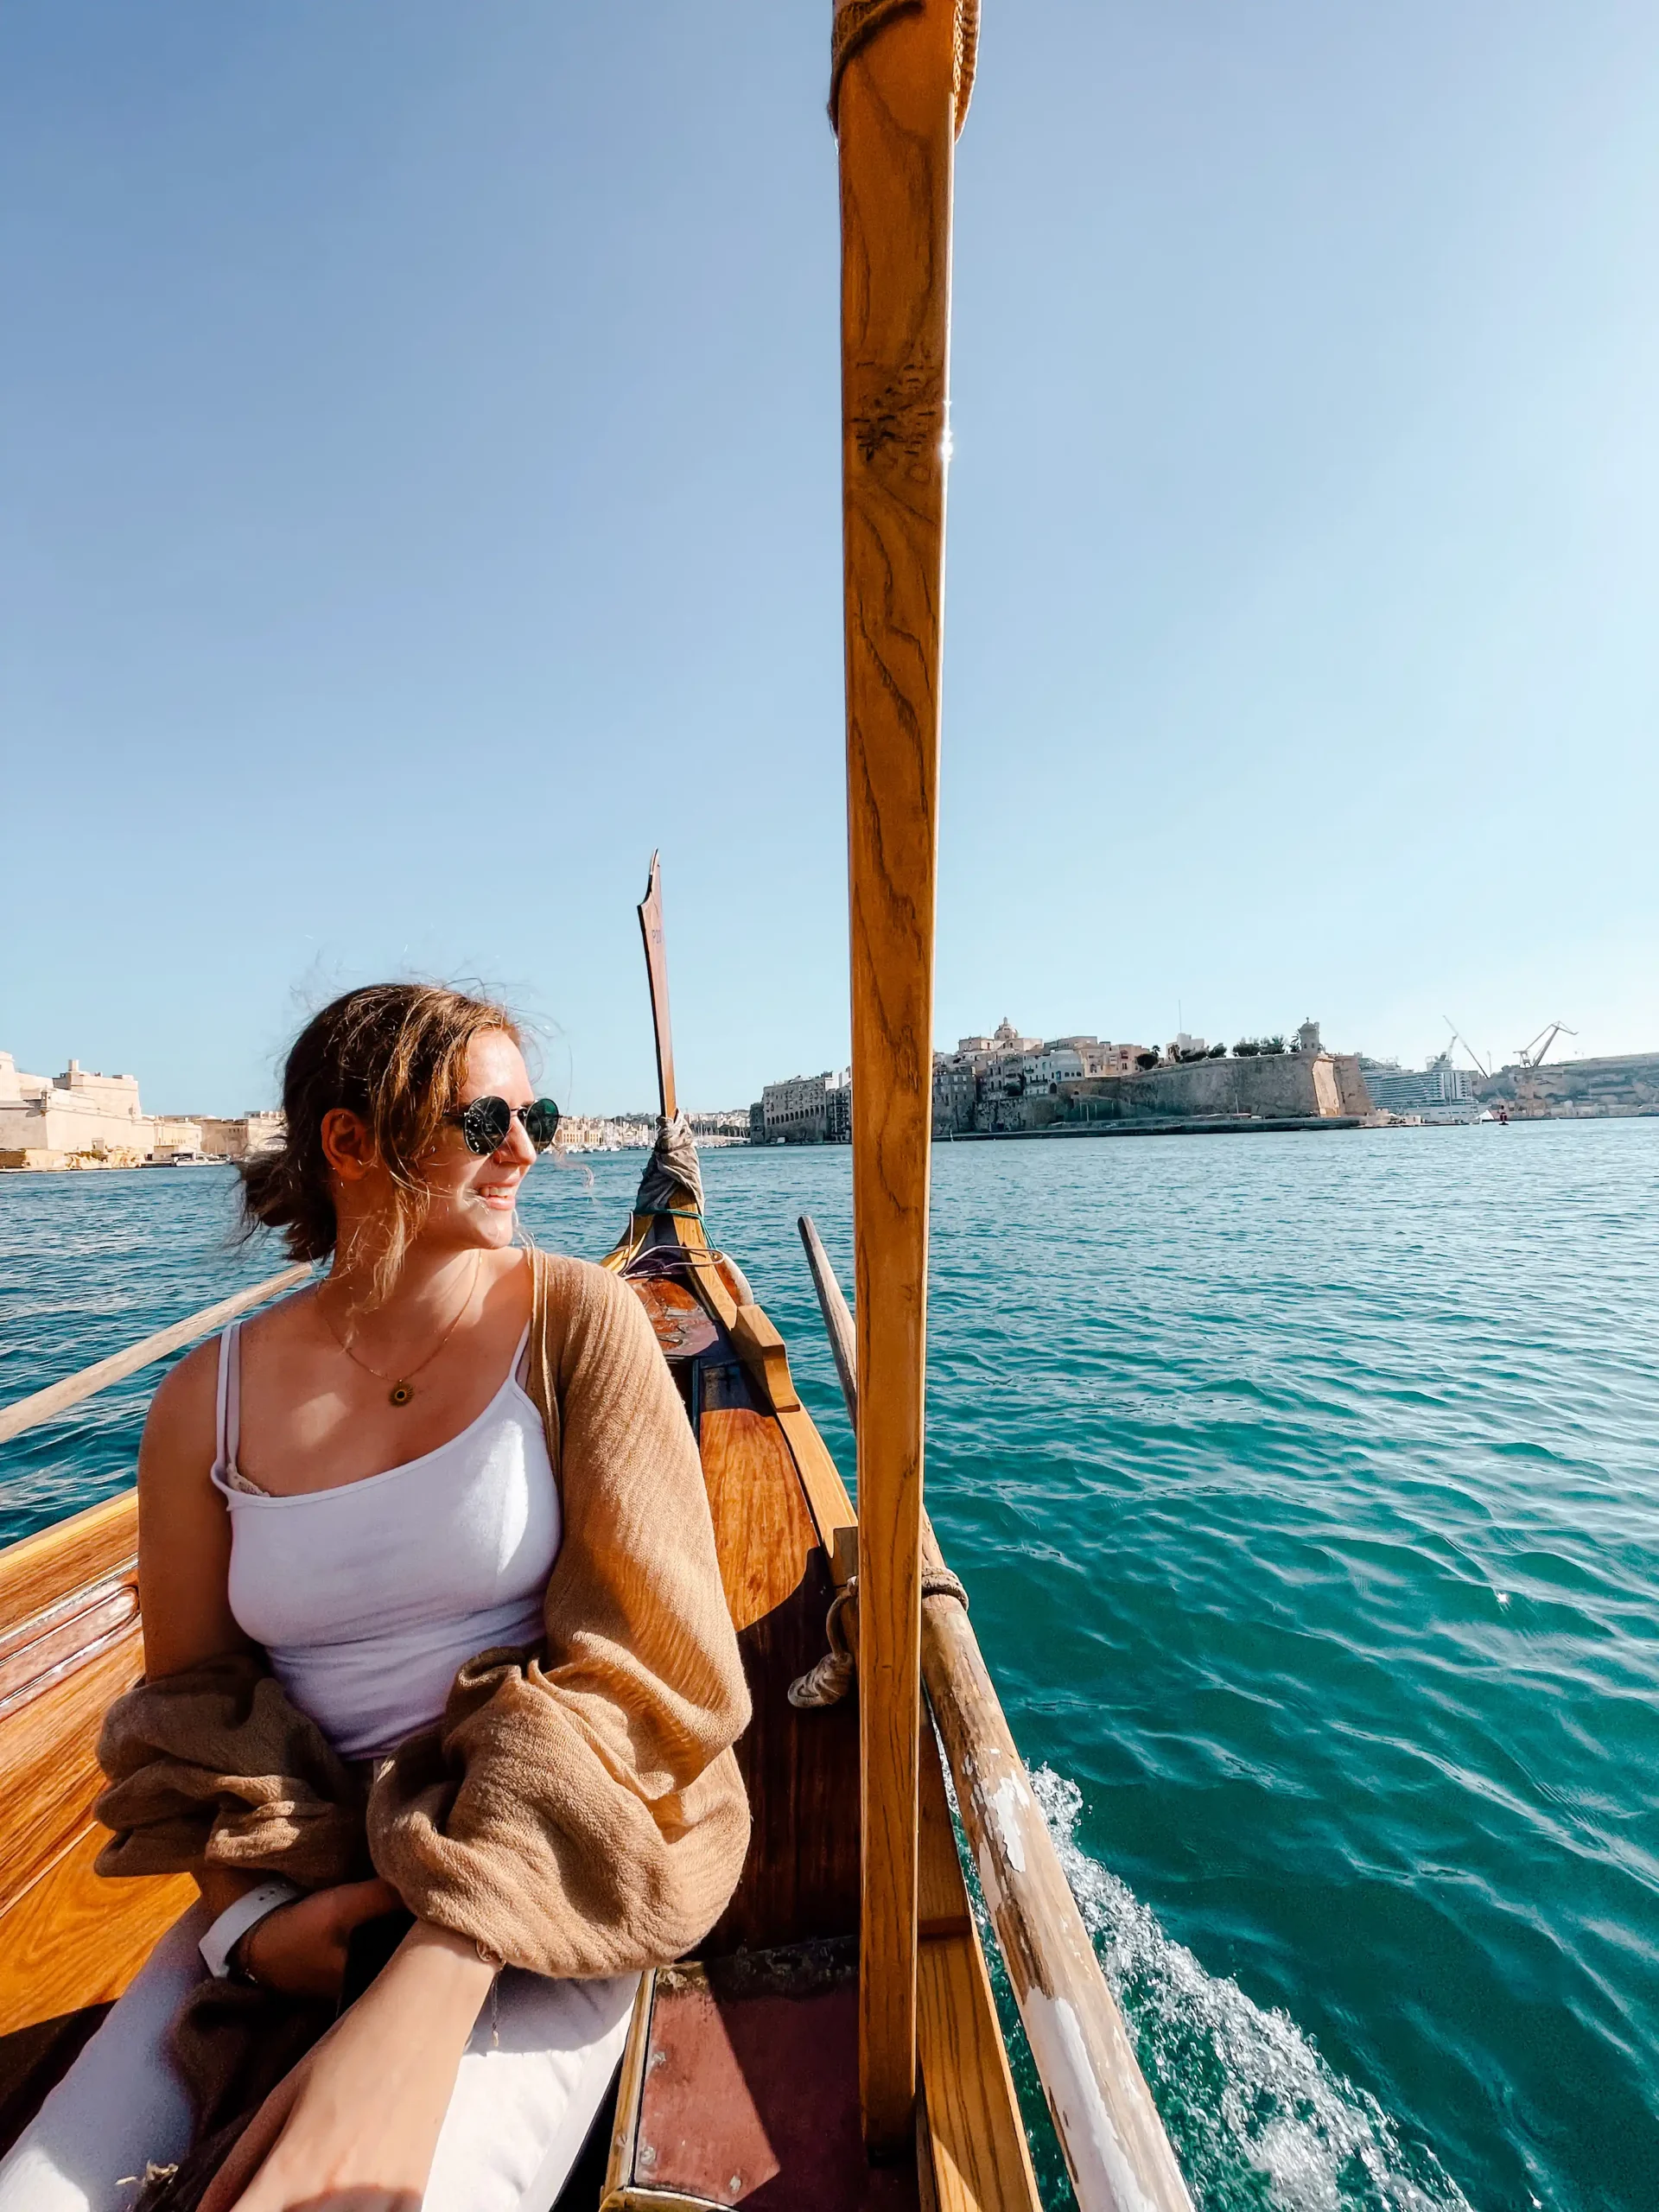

{"left": 198, "top": 1878, "right": 303, "bottom": 1980}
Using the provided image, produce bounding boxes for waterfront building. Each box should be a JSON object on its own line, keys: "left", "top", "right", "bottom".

{"left": 978, "top": 1053, "right": 1026, "bottom": 1103}
{"left": 956, "top": 1018, "right": 1040, "bottom": 1064}
{"left": 248, "top": 1110, "right": 283, "bottom": 1154}
{"left": 191, "top": 1112, "right": 285, "bottom": 1160}
{"left": 931, "top": 1053, "right": 977, "bottom": 1134}
{"left": 0, "top": 1050, "right": 296, "bottom": 1169}
{"left": 748, "top": 1100, "right": 766, "bottom": 1146}
{"left": 1045, "top": 1036, "right": 1120, "bottom": 1078}
{"left": 555, "top": 1114, "right": 659, "bottom": 1152}
{"left": 935, "top": 1027, "right": 1145, "bottom": 1135}
{"left": 1357, "top": 1055, "right": 1477, "bottom": 1123}
{"left": 0, "top": 1052, "right": 153, "bottom": 1166}
{"left": 149, "top": 1120, "right": 206, "bottom": 1161}
{"left": 1102, "top": 1043, "right": 1151, "bottom": 1075}
{"left": 55, "top": 1060, "right": 144, "bottom": 1119}
{"left": 761, "top": 1069, "right": 850, "bottom": 1144}
{"left": 686, "top": 1110, "right": 753, "bottom": 1142}
{"left": 1030, "top": 1044, "right": 1086, "bottom": 1087}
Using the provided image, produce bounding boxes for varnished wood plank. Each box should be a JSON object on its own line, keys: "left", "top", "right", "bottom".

{"left": 695, "top": 1267, "right": 855, "bottom": 1565}
{"left": 699, "top": 1402, "right": 818, "bottom": 1632}
{"left": 917, "top": 1936, "right": 1039, "bottom": 2212}
{"left": 0, "top": 1579, "right": 138, "bottom": 1720}
{"left": 915, "top": 2094, "right": 941, "bottom": 2212}
{"left": 602, "top": 1970, "right": 657, "bottom": 2206}
{"left": 917, "top": 1726, "right": 969, "bottom": 1943}
{"left": 0, "top": 1826, "right": 194, "bottom": 2037}
{"left": 913, "top": 1724, "right": 1039, "bottom": 2210}
{"left": 699, "top": 1379, "right": 861, "bottom": 1953}
{"left": 664, "top": 1234, "right": 855, "bottom": 1566}
{"left": 0, "top": 1635, "right": 143, "bottom": 1912}
{"left": 774, "top": 1401, "right": 858, "bottom": 1578}
{"left": 0, "top": 1491, "right": 137, "bottom": 1633}
{"left": 836, "top": 0, "right": 961, "bottom": 2152}
{"left": 729, "top": 1304, "right": 801, "bottom": 1414}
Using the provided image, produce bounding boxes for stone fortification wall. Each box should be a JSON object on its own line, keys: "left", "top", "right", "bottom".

{"left": 0, "top": 1052, "right": 155, "bottom": 1159}
{"left": 1063, "top": 1052, "right": 1369, "bottom": 1124}
{"left": 1331, "top": 1055, "right": 1374, "bottom": 1115}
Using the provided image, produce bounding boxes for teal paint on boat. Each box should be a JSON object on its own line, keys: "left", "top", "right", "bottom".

{"left": 3, "top": 1120, "right": 1656, "bottom": 2212}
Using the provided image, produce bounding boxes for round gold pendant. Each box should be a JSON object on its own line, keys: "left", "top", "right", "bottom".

{"left": 389, "top": 1382, "right": 414, "bottom": 1408}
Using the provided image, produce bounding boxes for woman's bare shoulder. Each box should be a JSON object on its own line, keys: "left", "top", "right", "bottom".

{"left": 137, "top": 1334, "right": 245, "bottom": 1669}
{"left": 143, "top": 1333, "right": 219, "bottom": 1452}
{"left": 143, "top": 1283, "right": 312, "bottom": 1466}
{"left": 236, "top": 1282, "right": 320, "bottom": 1358}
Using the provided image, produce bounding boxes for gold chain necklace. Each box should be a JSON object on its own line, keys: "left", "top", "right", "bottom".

{"left": 315, "top": 1255, "right": 481, "bottom": 1408}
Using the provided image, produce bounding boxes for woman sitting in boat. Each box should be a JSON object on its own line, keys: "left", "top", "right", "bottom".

{"left": 0, "top": 983, "right": 751, "bottom": 2212}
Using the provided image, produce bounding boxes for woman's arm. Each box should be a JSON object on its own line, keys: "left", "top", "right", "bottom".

{"left": 136, "top": 1338, "right": 249, "bottom": 1680}
{"left": 134, "top": 1344, "right": 257, "bottom": 1923}
{"left": 201, "top": 1924, "right": 495, "bottom": 2212}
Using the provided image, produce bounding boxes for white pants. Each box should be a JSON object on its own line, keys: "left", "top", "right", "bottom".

{"left": 0, "top": 1904, "right": 636, "bottom": 2212}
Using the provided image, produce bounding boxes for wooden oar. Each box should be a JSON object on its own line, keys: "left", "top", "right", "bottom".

{"left": 636, "top": 850, "right": 678, "bottom": 1122}
{"left": 798, "top": 1213, "right": 859, "bottom": 1422}
{"left": 832, "top": 0, "right": 970, "bottom": 2157}
{"left": 797, "top": 1216, "right": 1196, "bottom": 2212}
{"left": 0, "top": 1264, "right": 313, "bottom": 1449}
{"left": 619, "top": 851, "right": 705, "bottom": 1269}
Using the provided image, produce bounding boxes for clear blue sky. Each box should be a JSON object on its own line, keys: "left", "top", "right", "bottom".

{"left": 4, "top": 3, "right": 1656, "bottom": 1115}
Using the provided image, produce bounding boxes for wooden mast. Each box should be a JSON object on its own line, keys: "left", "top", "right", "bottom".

{"left": 637, "top": 849, "right": 678, "bottom": 1122}
{"left": 832, "top": 0, "right": 973, "bottom": 2158}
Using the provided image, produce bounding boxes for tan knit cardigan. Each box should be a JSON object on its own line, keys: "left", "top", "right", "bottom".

{"left": 95, "top": 1250, "right": 753, "bottom": 1980}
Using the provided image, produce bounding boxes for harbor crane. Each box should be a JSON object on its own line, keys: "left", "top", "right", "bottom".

{"left": 1516, "top": 1020, "right": 1577, "bottom": 1068}
{"left": 1442, "top": 1017, "right": 1491, "bottom": 1078}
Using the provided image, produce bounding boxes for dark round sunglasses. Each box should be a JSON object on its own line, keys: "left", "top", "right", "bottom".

{"left": 450, "top": 1095, "right": 562, "bottom": 1155}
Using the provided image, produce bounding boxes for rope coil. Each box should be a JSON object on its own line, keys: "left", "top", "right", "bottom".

{"left": 788, "top": 1563, "right": 969, "bottom": 1709}
{"left": 632, "top": 1111, "right": 704, "bottom": 1217}
{"left": 829, "top": 0, "right": 978, "bottom": 139}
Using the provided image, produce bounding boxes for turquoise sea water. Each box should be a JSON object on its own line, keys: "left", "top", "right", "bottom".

{"left": 2, "top": 1122, "right": 1655, "bottom": 2212}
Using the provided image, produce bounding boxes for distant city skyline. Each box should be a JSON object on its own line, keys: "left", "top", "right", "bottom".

{"left": 0, "top": 1011, "right": 1613, "bottom": 1128}
{"left": 5, "top": 4, "right": 1656, "bottom": 1116}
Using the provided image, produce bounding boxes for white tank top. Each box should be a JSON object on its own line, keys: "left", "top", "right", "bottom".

{"left": 210, "top": 1319, "right": 561, "bottom": 1762}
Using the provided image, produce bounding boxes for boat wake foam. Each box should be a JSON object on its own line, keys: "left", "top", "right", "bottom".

{"left": 1028, "top": 1768, "right": 1472, "bottom": 2212}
